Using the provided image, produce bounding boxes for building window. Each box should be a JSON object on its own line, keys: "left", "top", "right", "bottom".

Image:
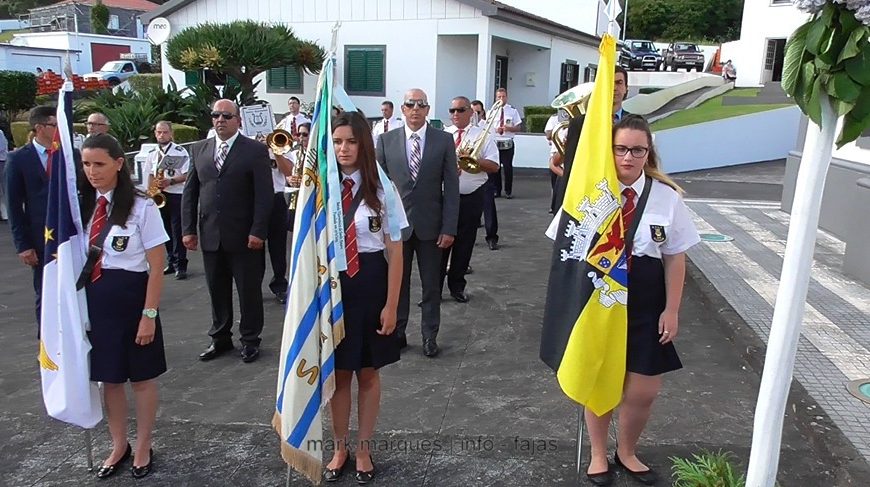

{"left": 268, "top": 65, "right": 303, "bottom": 92}
{"left": 770, "top": 0, "right": 791, "bottom": 4}
{"left": 345, "top": 46, "right": 385, "bottom": 96}
{"left": 560, "top": 61, "right": 579, "bottom": 94}
{"left": 185, "top": 70, "right": 201, "bottom": 85}
{"left": 584, "top": 64, "right": 598, "bottom": 83}
{"left": 108, "top": 15, "right": 119, "bottom": 30}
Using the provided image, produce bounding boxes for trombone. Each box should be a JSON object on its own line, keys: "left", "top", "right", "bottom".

{"left": 457, "top": 100, "right": 503, "bottom": 174}
{"left": 550, "top": 82, "right": 595, "bottom": 157}
{"left": 266, "top": 128, "right": 294, "bottom": 156}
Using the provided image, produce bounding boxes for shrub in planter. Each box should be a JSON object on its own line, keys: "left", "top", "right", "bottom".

{"left": 10, "top": 121, "right": 86, "bottom": 147}
{"left": 525, "top": 114, "right": 552, "bottom": 134}
{"left": 169, "top": 124, "right": 201, "bottom": 144}
{"left": 0, "top": 71, "right": 38, "bottom": 122}
{"left": 523, "top": 105, "right": 558, "bottom": 117}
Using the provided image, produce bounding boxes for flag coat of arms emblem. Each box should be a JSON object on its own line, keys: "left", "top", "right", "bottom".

{"left": 540, "top": 34, "right": 629, "bottom": 416}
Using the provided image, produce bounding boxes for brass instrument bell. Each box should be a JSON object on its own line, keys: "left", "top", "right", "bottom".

{"left": 550, "top": 82, "right": 595, "bottom": 157}
{"left": 266, "top": 128, "right": 294, "bottom": 156}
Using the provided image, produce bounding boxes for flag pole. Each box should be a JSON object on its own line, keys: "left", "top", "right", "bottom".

{"left": 84, "top": 430, "right": 94, "bottom": 471}
{"left": 575, "top": 408, "right": 585, "bottom": 481}
{"left": 285, "top": 465, "right": 292, "bottom": 487}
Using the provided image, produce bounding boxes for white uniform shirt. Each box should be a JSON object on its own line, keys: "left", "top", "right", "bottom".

{"left": 0, "top": 129, "right": 7, "bottom": 161}
{"left": 404, "top": 124, "right": 427, "bottom": 164}
{"left": 277, "top": 113, "right": 311, "bottom": 134}
{"left": 90, "top": 191, "right": 169, "bottom": 272}
{"left": 445, "top": 124, "right": 500, "bottom": 195}
{"left": 371, "top": 116, "right": 404, "bottom": 144}
{"left": 494, "top": 104, "right": 523, "bottom": 141}
{"left": 272, "top": 150, "right": 299, "bottom": 193}
{"left": 342, "top": 170, "right": 409, "bottom": 253}
{"left": 142, "top": 142, "right": 191, "bottom": 195}
{"left": 546, "top": 177, "right": 700, "bottom": 259}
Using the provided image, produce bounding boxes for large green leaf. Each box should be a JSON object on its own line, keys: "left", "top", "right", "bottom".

{"left": 782, "top": 21, "right": 813, "bottom": 96}
{"left": 819, "top": 25, "right": 849, "bottom": 66}
{"left": 805, "top": 20, "right": 830, "bottom": 56}
{"left": 806, "top": 77, "right": 824, "bottom": 125}
{"left": 845, "top": 43, "right": 870, "bottom": 85}
{"left": 837, "top": 26, "right": 868, "bottom": 64}
{"left": 836, "top": 112, "right": 870, "bottom": 148}
{"left": 829, "top": 71, "right": 862, "bottom": 103}
{"left": 849, "top": 89, "right": 870, "bottom": 122}
{"left": 839, "top": 5, "right": 861, "bottom": 33}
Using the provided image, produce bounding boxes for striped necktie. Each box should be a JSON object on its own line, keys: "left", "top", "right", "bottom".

{"left": 215, "top": 141, "right": 228, "bottom": 172}
{"left": 342, "top": 179, "right": 360, "bottom": 278}
{"left": 409, "top": 133, "right": 422, "bottom": 181}
{"left": 89, "top": 196, "right": 109, "bottom": 282}
{"left": 455, "top": 128, "right": 463, "bottom": 148}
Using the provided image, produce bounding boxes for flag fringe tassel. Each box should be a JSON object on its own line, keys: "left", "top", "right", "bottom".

{"left": 272, "top": 412, "right": 324, "bottom": 485}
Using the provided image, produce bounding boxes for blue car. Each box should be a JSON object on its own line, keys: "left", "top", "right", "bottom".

{"left": 619, "top": 39, "right": 662, "bottom": 71}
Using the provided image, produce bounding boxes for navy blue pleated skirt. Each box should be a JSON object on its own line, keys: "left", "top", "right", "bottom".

{"left": 86, "top": 269, "right": 167, "bottom": 383}
{"left": 626, "top": 256, "right": 683, "bottom": 376}
{"left": 335, "top": 251, "right": 400, "bottom": 371}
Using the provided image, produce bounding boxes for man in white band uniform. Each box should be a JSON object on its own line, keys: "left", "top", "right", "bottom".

{"left": 276, "top": 96, "right": 311, "bottom": 138}
{"left": 371, "top": 100, "right": 404, "bottom": 145}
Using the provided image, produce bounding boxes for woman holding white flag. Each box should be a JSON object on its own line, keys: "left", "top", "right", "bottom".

{"left": 323, "top": 111, "right": 407, "bottom": 484}
{"left": 79, "top": 134, "right": 168, "bottom": 479}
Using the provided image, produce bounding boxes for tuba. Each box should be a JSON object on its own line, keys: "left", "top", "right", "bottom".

{"left": 266, "top": 128, "right": 294, "bottom": 156}
{"left": 550, "top": 82, "right": 595, "bottom": 157}
{"left": 457, "top": 100, "right": 504, "bottom": 174}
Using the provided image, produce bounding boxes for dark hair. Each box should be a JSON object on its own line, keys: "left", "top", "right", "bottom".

{"left": 381, "top": 101, "right": 394, "bottom": 109}
{"left": 289, "top": 96, "right": 301, "bottom": 103}
{"left": 79, "top": 134, "right": 141, "bottom": 227}
{"left": 612, "top": 114, "right": 682, "bottom": 193}
{"left": 29, "top": 106, "right": 56, "bottom": 128}
{"left": 298, "top": 122, "right": 311, "bottom": 134}
{"left": 331, "top": 111, "right": 381, "bottom": 215}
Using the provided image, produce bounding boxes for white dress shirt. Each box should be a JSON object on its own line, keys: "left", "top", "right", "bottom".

{"left": 89, "top": 191, "right": 169, "bottom": 272}
{"left": 213, "top": 130, "right": 241, "bottom": 160}
{"left": 342, "top": 170, "right": 409, "bottom": 253}
{"left": 143, "top": 142, "right": 191, "bottom": 195}
{"left": 445, "top": 124, "right": 500, "bottom": 194}
{"left": 495, "top": 104, "right": 523, "bottom": 141}
{"left": 372, "top": 116, "right": 404, "bottom": 144}
{"left": 277, "top": 113, "right": 312, "bottom": 133}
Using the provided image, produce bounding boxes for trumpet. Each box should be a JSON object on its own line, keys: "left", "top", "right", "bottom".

{"left": 266, "top": 128, "right": 294, "bottom": 156}
{"left": 147, "top": 165, "right": 167, "bottom": 208}
{"left": 550, "top": 82, "right": 595, "bottom": 157}
{"left": 457, "top": 100, "right": 503, "bottom": 174}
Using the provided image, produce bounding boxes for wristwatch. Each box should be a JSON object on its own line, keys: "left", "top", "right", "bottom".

{"left": 142, "top": 308, "right": 158, "bottom": 319}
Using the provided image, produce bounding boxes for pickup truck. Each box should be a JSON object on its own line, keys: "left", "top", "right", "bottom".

{"left": 619, "top": 39, "right": 662, "bottom": 71}
{"left": 663, "top": 42, "right": 705, "bottom": 72}
{"left": 83, "top": 60, "right": 147, "bottom": 86}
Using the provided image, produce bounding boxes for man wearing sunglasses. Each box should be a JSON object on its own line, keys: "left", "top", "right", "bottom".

{"left": 6, "top": 106, "right": 80, "bottom": 331}
{"left": 182, "top": 99, "right": 274, "bottom": 364}
{"left": 376, "top": 88, "right": 460, "bottom": 358}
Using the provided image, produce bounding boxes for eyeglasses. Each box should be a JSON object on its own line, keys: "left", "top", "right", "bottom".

{"left": 403, "top": 100, "right": 429, "bottom": 109}
{"left": 613, "top": 145, "right": 649, "bottom": 158}
{"left": 210, "top": 111, "right": 236, "bottom": 120}
{"left": 448, "top": 107, "right": 469, "bottom": 114}
{"left": 86, "top": 122, "right": 107, "bottom": 126}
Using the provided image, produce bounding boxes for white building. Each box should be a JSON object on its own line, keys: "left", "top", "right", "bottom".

{"left": 142, "top": 0, "right": 605, "bottom": 122}
{"left": 8, "top": 31, "right": 152, "bottom": 74}
{"left": 723, "top": 0, "right": 810, "bottom": 88}
{"left": 0, "top": 44, "right": 77, "bottom": 73}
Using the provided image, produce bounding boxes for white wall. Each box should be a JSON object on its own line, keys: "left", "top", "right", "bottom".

{"left": 654, "top": 106, "right": 802, "bottom": 173}
{"left": 434, "top": 34, "right": 478, "bottom": 122}
{"left": 733, "top": 2, "right": 809, "bottom": 87}
{"left": 11, "top": 32, "right": 151, "bottom": 76}
{"left": 0, "top": 47, "right": 63, "bottom": 73}
{"left": 549, "top": 36, "right": 599, "bottom": 96}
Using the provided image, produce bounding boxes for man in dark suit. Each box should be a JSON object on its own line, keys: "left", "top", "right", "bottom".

{"left": 182, "top": 99, "right": 273, "bottom": 363}
{"left": 5, "top": 106, "right": 60, "bottom": 326}
{"left": 376, "top": 88, "right": 460, "bottom": 358}
{"left": 553, "top": 66, "right": 629, "bottom": 208}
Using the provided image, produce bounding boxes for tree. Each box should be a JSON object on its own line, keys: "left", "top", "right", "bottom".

{"left": 90, "top": 0, "right": 109, "bottom": 35}
{"left": 165, "top": 21, "right": 326, "bottom": 95}
{"left": 626, "top": 0, "right": 744, "bottom": 43}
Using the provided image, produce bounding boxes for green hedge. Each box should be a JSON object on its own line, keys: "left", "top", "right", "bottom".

{"left": 0, "top": 71, "right": 38, "bottom": 120}
{"left": 171, "top": 124, "right": 200, "bottom": 144}
{"left": 523, "top": 105, "right": 557, "bottom": 117}
{"left": 9, "top": 121, "right": 197, "bottom": 148}
{"left": 127, "top": 74, "right": 163, "bottom": 93}
{"left": 525, "top": 114, "right": 551, "bottom": 134}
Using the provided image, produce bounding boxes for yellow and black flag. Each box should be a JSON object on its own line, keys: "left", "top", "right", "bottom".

{"left": 540, "top": 34, "right": 627, "bottom": 416}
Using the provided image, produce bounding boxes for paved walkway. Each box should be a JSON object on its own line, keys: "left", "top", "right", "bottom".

{"left": 1, "top": 171, "right": 868, "bottom": 486}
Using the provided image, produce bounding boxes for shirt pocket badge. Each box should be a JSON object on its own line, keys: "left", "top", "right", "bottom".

{"left": 369, "top": 216, "right": 382, "bottom": 233}
{"left": 650, "top": 224, "right": 667, "bottom": 243}
{"left": 111, "top": 235, "right": 130, "bottom": 252}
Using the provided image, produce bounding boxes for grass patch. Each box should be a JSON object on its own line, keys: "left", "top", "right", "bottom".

{"left": 651, "top": 88, "right": 791, "bottom": 131}
{"left": 0, "top": 29, "right": 26, "bottom": 43}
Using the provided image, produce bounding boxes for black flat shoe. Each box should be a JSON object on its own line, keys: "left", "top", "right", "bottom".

{"left": 355, "top": 457, "right": 375, "bottom": 484}
{"left": 586, "top": 466, "right": 614, "bottom": 486}
{"left": 450, "top": 291, "right": 469, "bottom": 303}
{"left": 423, "top": 339, "right": 439, "bottom": 357}
{"left": 240, "top": 345, "right": 260, "bottom": 363}
{"left": 323, "top": 454, "right": 349, "bottom": 482}
{"left": 614, "top": 452, "right": 659, "bottom": 485}
{"left": 163, "top": 265, "right": 175, "bottom": 275}
{"left": 175, "top": 269, "right": 187, "bottom": 280}
{"left": 95, "top": 443, "right": 131, "bottom": 479}
{"left": 131, "top": 448, "right": 153, "bottom": 479}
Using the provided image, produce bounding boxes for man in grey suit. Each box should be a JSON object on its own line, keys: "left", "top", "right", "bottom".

{"left": 182, "top": 99, "right": 273, "bottom": 364}
{"left": 376, "top": 88, "right": 459, "bottom": 357}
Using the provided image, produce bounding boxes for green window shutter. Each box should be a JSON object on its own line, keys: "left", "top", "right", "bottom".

{"left": 268, "top": 66, "right": 302, "bottom": 91}
{"left": 365, "top": 50, "right": 384, "bottom": 92}
{"left": 346, "top": 47, "right": 384, "bottom": 95}
{"left": 184, "top": 70, "right": 200, "bottom": 85}
{"left": 346, "top": 50, "right": 367, "bottom": 93}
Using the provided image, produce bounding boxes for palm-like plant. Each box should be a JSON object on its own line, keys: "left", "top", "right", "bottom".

{"left": 165, "top": 21, "right": 325, "bottom": 95}
{"left": 671, "top": 450, "right": 746, "bottom": 487}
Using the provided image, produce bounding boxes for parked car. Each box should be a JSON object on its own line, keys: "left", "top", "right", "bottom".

{"left": 83, "top": 60, "right": 149, "bottom": 86}
{"left": 663, "top": 42, "right": 705, "bottom": 72}
{"left": 619, "top": 39, "right": 663, "bottom": 71}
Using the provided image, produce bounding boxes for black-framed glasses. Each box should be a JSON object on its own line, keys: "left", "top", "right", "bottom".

{"left": 613, "top": 145, "right": 649, "bottom": 158}
{"left": 211, "top": 111, "right": 236, "bottom": 120}
{"left": 448, "top": 107, "right": 469, "bottom": 114}
{"left": 403, "top": 100, "right": 429, "bottom": 109}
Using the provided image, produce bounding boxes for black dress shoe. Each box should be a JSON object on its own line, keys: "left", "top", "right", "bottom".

{"left": 175, "top": 269, "right": 187, "bottom": 280}
{"left": 354, "top": 457, "right": 375, "bottom": 484}
{"left": 423, "top": 339, "right": 439, "bottom": 357}
{"left": 241, "top": 345, "right": 260, "bottom": 363}
{"left": 199, "top": 341, "right": 234, "bottom": 361}
{"left": 95, "top": 443, "right": 131, "bottom": 479}
{"left": 131, "top": 448, "right": 153, "bottom": 479}
{"left": 487, "top": 240, "right": 499, "bottom": 251}
{"left": 586, "top": 464, "right": 615, "bottom": 486}
{"left": 465, "top": 266, "right": 473, "bottom": 275}
{"left": 614, "top": 452, "right": 659, "bottom": 485}
{"left": 398, "top": 334, "right": 408, "bottom": 349}
{"left": 323, "top": 455, "right": 349, "bottom": 482}
{"left": 505, "top": 193, "right": 514, "bottom": 199}
{"left": 163, "top": 265, "right": 176, "bottom": 275}
{"left": 450, "top": 291, "right": 469, "bottom": 303}
{"left": 275, "top": 292, "right": 287, "bottom": 305}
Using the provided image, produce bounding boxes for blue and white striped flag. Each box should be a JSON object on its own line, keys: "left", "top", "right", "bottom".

{"left": 39, "top": 82, "right": 102, "bottom": 428}
{"left": 273, "top": 57, "right": 346, "bottom": 483}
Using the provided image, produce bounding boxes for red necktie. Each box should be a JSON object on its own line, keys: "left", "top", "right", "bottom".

{"left": 89, "top": 196, "right": 109, "bottom": 282}
{"left": 291, "top": 117, "right": 297, "bottom": 137}
{"left": 622, "top": 187, "right": 637, "bottom": 270}
{"left": 342, "top": 179, "right": 360, "bottom": 278}
{"left": 384, "top": 120, "right": 389, "bottom": 132}
{"left": 455, "top": 128, "right": 463, "bottom": 148}
{"left": 499, "top": 108, "right": 505, "bottom": 127}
